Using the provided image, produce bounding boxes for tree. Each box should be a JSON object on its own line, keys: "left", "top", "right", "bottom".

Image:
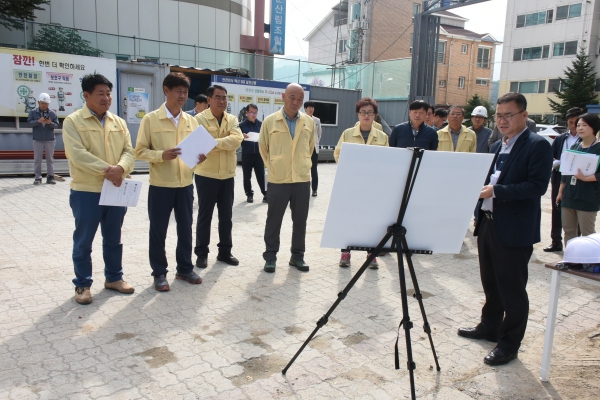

{"left": 462, "top": 93, "right": 495, "bottom": 128}
{"left": 548, "top": 46, "right": 599, "bottom": 120}
{"left": 28, "top": 23, "right": 102, "bottom": 57}
{"left": 0, "top": 0, "right": 48, "bottom": 30}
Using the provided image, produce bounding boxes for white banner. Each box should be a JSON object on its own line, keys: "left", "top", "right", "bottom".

{"left": 0, "top": 48, "right": 117, "bottom": 117}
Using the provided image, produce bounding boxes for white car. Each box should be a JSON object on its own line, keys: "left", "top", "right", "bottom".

{"left": 535, "top": 124, "right": 568, "bottom": 144}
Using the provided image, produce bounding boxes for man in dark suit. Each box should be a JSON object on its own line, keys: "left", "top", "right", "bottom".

{"left": 389, "top": 100, "right": 438, "bottom": 150}
{"left": 458, "top": 92, "right": 553, "bottom": 366}
{"left": 543, "top": 107, "right": 583, "bottom": 252}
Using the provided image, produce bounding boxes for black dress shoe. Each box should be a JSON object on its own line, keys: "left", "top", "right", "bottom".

{"left": 457, "top": 325, "right": 498, "bottom": 342}
{"left": 217, "top": 253, "right": 239, "bottom": 265}
{"left": 262, "top": 195, "right": 268, "bottom": 203}
{"left": 154, "top": 275, "right": 170, "bottom": 292}
{"left": 543, "top": 242, "right": 563, "bottom": 252}
{"left": 176, "top": 270, "right": 202, "bottom": 284}
{"left": 312, "top": 191, "right": 317, "bottom": 197}
{"left": 247, "top": 195, "right": 254, "bottom": 203}
{"left": 195, "top": 257, "right": 207, "bottom": 268}
{"left": 484, "top": 347, "right": 518, "bottom": 366}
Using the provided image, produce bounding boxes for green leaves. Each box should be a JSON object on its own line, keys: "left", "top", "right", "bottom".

{"left": 28, "top": 23, "right": 103, "bottom": 57}
{"left": 0, "top": 0, "right": 49, "bottom": 30}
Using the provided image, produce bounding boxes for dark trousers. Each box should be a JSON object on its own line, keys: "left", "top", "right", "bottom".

{"left": 477, "top": 217, "right": 533, "bottom": 353}
{"left": 311, "top": 149, "right": 318, "bottom": 192}
{"left": 69, "top": 190, "right": 127, "bottom": 287}
{"left": 194, "top": 175, "right": 234, "bottom": 257}
{"left": 242, "top": 153, "right": 266, "bottom": 196}
{"left": 550, "top": 170, "right": 563, "bottom": 243}
{"left": 263, "top": 182, "right": 310, "bottom": 262}
{"left": 148, "top": 184, "right": 194, "bottom": 277}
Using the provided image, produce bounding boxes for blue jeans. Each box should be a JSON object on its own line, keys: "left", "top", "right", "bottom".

{"left": 70, "top": 190, "right": 127, "bottom": 287}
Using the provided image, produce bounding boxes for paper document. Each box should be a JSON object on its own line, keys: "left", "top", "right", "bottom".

{"left": 559, "top": 149, "right": 600, "bottom": 176}
{"left": 177, "top": 125, "right": 218, "bottom": 169}
{"left": 99, "top": 179, "right": 143, "bottom": 207}
{"left": 244, "top": 131, "right": 260, "bottom": 142}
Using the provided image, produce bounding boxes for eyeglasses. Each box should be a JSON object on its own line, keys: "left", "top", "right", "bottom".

{"left": 358, "top": 111, "right": 375, "bottom": 116}
{"left": 494, "top": 110, "right": 524, "bottom": 122}
{"left": 247, "top": 111, "right": 257, "bottom": 115}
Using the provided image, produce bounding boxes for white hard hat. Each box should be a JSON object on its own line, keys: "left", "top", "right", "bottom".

{"left": 563, "top": 235, "right": 600, "bottom": 264}
{"left": 38, "top": 93, "right": 51, "bottom": 103}
{"left": 472, "top": 106, "right": 488, "bottom": 118}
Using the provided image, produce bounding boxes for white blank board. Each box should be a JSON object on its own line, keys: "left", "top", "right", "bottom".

{"left": 320, "top": 143, "right": 495, "bottom": 254}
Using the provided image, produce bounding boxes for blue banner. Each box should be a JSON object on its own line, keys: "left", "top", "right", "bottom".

{"left": 270, "top": 0, "right": 286, "bottom": 55}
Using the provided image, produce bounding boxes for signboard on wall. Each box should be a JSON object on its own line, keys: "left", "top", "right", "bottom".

{"left": 211, "top": 75, "right": 309, "bottom": 122}
{"left": 270, "top": 0, "right": 286, "bottom": 55}
{"left": 0, "top": 48, "right": 117, "bottom": 117}
{"left": 126, "top": 88, "right": 149, "bottom": 124}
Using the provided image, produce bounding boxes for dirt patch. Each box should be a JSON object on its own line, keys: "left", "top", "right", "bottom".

{"left": 406, "top": 289, "right": 434, "bottom": 299}
{"left": 341, "top": 331, "right": 368, "bottom": 346}
{"left": 135, "top": 346, "right": 177, "bottom": 368}
{"left": 284, "top": 325, "right": 306, "bottom": 335}
{"left": 309, "top": 333, "right": 333, "bottom": 351}
{"left": 250, "top": 295, "right": 263, "bottom": 302}
{"left": 243, "top": 337, "right": 274, "bottom": 352}
{"left": 251, "top": 329, "right": 271, "bottom": 336}
{"left": 112, "top": 332, "right": 136, "bottom": 342}
{"left": 340, "top": 367, "right": 388, "bottom": 385}
{"left": 229, "top": 353, "right": 288, "bottom": 387}
{"left": 192, "top": 334, "right": 207, "bottom": 343}
{"left": 80, "top": 324, "right": 96, "bottom": 334}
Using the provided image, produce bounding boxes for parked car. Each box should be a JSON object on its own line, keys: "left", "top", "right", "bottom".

{"left": 535, "top": 124, "right": 568, "bottom": 144}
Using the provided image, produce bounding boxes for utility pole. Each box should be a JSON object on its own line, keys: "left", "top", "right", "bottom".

{"left": 409, "top": 0, "right": 490, "bottom": 105}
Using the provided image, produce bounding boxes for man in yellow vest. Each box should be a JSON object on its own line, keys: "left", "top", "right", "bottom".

{"left": 63, "top": 73, "right": 135, "bottom": 305}
{"left": 194, "top": 85, "right": 243, "bottom": 268}
{"left": 437, "top": 105, "right": 477, "bottom": 153}
{"left": 135, "top": 72, "right": 205, "bottom": 291}
{"left": 259, "top": 83, "right": 315, "bottom": 273}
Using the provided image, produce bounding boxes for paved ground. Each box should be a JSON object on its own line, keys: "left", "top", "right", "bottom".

{"left": 1, "top": 163, "right": 599, "bottom": 399}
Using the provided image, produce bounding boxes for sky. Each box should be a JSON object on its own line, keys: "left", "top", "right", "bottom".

{"left": 281, "top": 0, "right": 508, "bottom": 80}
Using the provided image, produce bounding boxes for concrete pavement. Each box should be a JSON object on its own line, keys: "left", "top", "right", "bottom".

{"left": 1, "top": 164, "right": 599, "bottom": 399}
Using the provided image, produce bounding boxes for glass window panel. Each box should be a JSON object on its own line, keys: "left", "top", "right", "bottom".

{"left": 542, "top": 45, "right": 550, "bottom": 59}
{"left": 179, "top": 45, "right": 195, "bottom": 67}
{"left": 516, "top": 15, "right": 525, "bottom": 28}
{"left": 160, "top": 42, "right": 179, "bottom": 61}
{"left": 118, "top": 36, "right": 134, "bottom": 57}
{"left": 519, "top": 81, "right": 538, "bottom": 94}
{"left": 96, "top": 33, "right": 119, "bottom": 56}
{"left": 437, "top": 41, "right": 446, "bottom": 63}
{"left": 523, "top": 46, "right": 542, "bottom": 60}
{"left": 565, "top": 41, "right": 578, "bottom": 55}
{"left": 556, "top": 5, "right": 568, "bottom": 20}
{"left": 510, "top": 82, "right": 519, "bottom": 92}
{"left": 547, "top": 10, "right": 553, "bottom": 23}
{"left": 138, "top": 39, "right": 160, "bottom": 59}
{"left": 538, "top": 80, "right": 546, "bottom": 93}
{"left": 548, "top": 79, "right": 561, "bottom": 93}
{"left": 0, "top": 116, "right": 16, "bottom": 128}
{"left": 553, "top": 43, "right": 564, "bottom": 56}
{"left": 525, "top": 13, "right": 537, "bottom": 26}
{"left": 569, "top": 3, "right": 582, "bottom": 18}
{"left": 513, "top": 48, "right": 522, "bottom": 61}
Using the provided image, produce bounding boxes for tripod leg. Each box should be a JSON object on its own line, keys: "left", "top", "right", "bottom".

{"left": 395, "top": 236, "right": 417, "bottom": 400}
{"left": 401, "top": 236, "right": 441, "bottom": 371}
{"left": 282, "top": 233, "right": 392, "bottom": 374}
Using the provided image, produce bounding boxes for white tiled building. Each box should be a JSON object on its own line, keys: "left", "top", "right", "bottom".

{"left": 499, "top": 0, "right": 600, "bottom": 123}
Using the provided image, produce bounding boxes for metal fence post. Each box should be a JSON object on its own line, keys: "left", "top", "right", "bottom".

{"left": 23, "top": 18, "right": 27, "bottom": 49}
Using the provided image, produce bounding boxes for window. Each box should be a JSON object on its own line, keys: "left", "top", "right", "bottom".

{"left": 458, "top": 77, "right": 465, "bottom": 89}
{"left": 556, "top": 3, "right": 582, "bottom": 20}
{"left": 437, "top": 41, "right": 446, "bottom": 63}
{"left": 439, "top": 80, "right": 446, "bottom": 87}
{"left": 513, "top": 45, "right": 550, "bottom": 61}
{"left": 477, "top": 47, "right": 491, "bottom": 68}
{"left": 413, "top": 3, "right": 420, "bottom": 15}
{"left": 512, "top": 80, "right": 547, "bottom": 94}
{"left": 476, "top": 79, "right": 489, "bottom": 86}
{"left": 516, "top": 10, "right": 553, "bottom": 28}
{"left": 595, "top": 79, "right": 600, "bottom": 92}
{"left": 554, "top": 41, "right": 578, "bottom": 56}
{"left": 461, "top": 44, "right": 468, "bottom": 54}
{"left": 312, "top": 101, "right": 338, "bottom": 126}
{"left": 337, "top": 39, "right": 347, "bottom": 54}
{"left": 548, "top": 78, "right": 562, "bottom": 93}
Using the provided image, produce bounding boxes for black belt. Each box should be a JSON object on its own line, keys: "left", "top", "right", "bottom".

{"left": 482, "top": 210, "right": 493, "bottom": 220}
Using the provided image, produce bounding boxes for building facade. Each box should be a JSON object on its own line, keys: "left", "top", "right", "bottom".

{"left": 499, "top": 0, "right": 600, "bottom": 123}
{"left": 305, "top": 0, "right": 500, "bottom": 107}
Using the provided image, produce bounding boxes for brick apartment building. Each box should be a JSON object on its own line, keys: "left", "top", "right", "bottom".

{"left": 305, "top": 0, "right": 500, "bottom": 108}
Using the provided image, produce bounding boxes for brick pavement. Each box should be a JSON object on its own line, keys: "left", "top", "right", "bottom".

{"left": 1, "top": 164, "right": 599, "bottom": 399}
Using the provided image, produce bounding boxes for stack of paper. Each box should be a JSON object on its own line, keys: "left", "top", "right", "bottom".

{"left": 99, "top": 179, "right": 143, "bottom": 207}
{"left": 177, "top": 125, "right": 218, "bottom": 169}
{"left": 559, "top": 149, "right": 600, "bottom": 176}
